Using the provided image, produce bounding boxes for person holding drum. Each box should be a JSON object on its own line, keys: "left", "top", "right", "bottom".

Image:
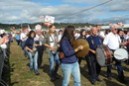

{"left": 59, "top": 25, "right": 83, "bottom": 86}
{"left": 86, "top": 26, "right": 103, "bottom": 85}
{"left": 103, "top": 24, "right": 127, "bottom": 83}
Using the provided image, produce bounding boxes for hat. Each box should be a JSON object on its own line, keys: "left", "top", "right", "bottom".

{"left": 44, "top": 15, "right": 55, "bottom": 24}
{"left": 35, "top": 24, "right": 42, "bottom": 30}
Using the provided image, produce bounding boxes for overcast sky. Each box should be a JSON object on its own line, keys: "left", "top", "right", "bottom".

{"left": 0, "top": 0, "right": 129, "bottom": 24}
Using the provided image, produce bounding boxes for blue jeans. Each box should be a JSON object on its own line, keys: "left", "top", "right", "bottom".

{"left": 61, "top": 61, "right": 81, "bottom": 86}
{"left": 28, "top": 51, "right": 38, "bottom": 71}
{"left": 21, "top": 41, "right": 25, "bottom": 50}
{"left": 49, "top": 52, "right": 60, "bottom": 78}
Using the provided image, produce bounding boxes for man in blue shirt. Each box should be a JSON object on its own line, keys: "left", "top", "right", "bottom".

{"left": 86, "top": 26, "right": 103, "bottom": 85}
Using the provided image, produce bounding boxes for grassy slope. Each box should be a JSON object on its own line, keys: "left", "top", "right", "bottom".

{"left": 10, "top": 42, "right": 129, "bottom": 86}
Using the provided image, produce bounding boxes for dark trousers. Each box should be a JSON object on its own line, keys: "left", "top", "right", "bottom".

{"left": 37, "top": 46, "right": 44, "bottom": 68}
{"left": 16, "top": 40, "right": 21, "bottom": 45}
{"left": 107, "top": 50, "right": 125, "bottom": 80}
{"left": 86, "top": 54, "right": 101, "bottom": 81}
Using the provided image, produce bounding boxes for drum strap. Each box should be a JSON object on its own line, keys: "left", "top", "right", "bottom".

{"left": 91, "top": 35, "right": 113, "bottom": 65}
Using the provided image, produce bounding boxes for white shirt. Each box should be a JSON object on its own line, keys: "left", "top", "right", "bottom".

{"left": 49, "top": 34, "right": 56, "bottom": 47}
{"left": 99, "top": 31, "right": 105, "bottom": 38}
{"left": 34, "top": 34, "right": 45, "bottom": 45}
{"left": 20, "top": 32, "right": 27, "bottom": 42}
{"left": 58, "top": 34, "right": 62, "bottom": 42}
{"left": 103, "top": 32, "right": 121, "bottom": 50}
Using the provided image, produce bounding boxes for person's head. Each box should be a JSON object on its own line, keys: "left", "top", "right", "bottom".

{"left": 96, "top": 25, "right": 101, "bottom": 32}
{"left": 118, "top": 29, "right": 124, "bottom": 36}
{"left": 28, "top": 30, "right": 36, "bottom": 38}
{"left": 35, "top": 24, "right": 42, "bottom": 35}
{"left": 80, "top": 29, "right": 86, "bottom": 37}
{"left": 58, "top": 30, "right": 63, "bottom": 35}
{"left": 110, "top": 24, "right": 118, "bottom": 34}
{"left": 48, "top": 25, "right": 56, "bottom": 34}
{"left": 91, "top": 26, "right": 98, "bottom": 36}
{"left": 105, "top": 29, "right": 110, "bottom": 35}
{"left": 44, "top": 22, "right": 52, "bottom": 27}
{"left": 62, "top": 25, "right": 75, "bottom": 42}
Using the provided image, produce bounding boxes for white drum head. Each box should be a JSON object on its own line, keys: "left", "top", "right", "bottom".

{"left": 114, "top": 48, "right": 128, "bottom": 60}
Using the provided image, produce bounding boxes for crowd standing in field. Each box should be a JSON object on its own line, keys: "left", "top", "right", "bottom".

{"left": 1, "top": 22, "right": 129, "bottom": 86}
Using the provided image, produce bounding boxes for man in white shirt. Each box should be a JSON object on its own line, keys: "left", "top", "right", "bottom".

{"left": 103, "top": 24, "right": 126, "bottom": 83}
{"left": 20, "top": 27, "right": 28, "bottom": 49}
{"left": 34, "top": 24, "right": 45, "bottom": 68}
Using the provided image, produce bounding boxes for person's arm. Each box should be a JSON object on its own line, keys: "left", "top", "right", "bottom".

{"left": 44, "top": 43, "right": 51, "bottom": 48}
{"left": 103, "top": 35, "right": 109, "bottom": 46}
{"left": 0, "top": 38, "right": 4, "bottom": 45}
{"left": 89, "top": 49, "right": 96, "bottom": 54}
{"left": 25, "top": 46, "right": 33, "bottom": 53}
{"left": 61, "top": 39, "right": 83, "bottom": 57}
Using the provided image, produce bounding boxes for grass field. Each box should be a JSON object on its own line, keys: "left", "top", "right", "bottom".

{"left": 9, "top": 41, "right": 129, "bottom": 86}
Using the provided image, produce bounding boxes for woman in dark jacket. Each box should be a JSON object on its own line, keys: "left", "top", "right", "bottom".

{"left": 60, "top": 25, "right": 83, "bottom": 86}
{"left": 24, "top": 30, "right": 39, "bottom": 75}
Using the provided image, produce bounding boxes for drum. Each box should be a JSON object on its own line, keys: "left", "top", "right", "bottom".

{"left": 72, "top": 39, "right": 89, "bottom": 57}
{"left": 96, "top": 45, "right": 112, "bottom": 66}
{"left": 114, "top": 48, "right": 128, "bottom": 61}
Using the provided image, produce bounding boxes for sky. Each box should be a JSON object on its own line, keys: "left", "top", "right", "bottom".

{"left": 0, "top": 0, "right": 129, "bottom": 24}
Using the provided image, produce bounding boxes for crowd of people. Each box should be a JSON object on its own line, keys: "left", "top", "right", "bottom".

{"left": 1, "top": 22, "right": 129, "bottom": 86}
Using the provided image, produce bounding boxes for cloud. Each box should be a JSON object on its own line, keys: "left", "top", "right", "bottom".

{"left": 0, "top": 0, "right": 129, "bottom": 24}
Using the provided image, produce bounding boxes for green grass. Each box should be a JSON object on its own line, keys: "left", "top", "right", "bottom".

{"left": 10, "top": 41, "right": 129, "bottom": 86}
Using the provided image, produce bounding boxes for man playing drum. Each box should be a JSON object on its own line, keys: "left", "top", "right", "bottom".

{"left": 103, "top": 24, "right": 127, "bottom": 83}
{"left": 86, "top": 26, "right": 103, "bottom": 85}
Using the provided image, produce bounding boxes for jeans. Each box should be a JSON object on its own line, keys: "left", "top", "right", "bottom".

{"left": 21, "top": 41, "right": 25, "bottom": 50}
{"left": 28, "top": 51, "right": 38, "bottom": 72}
{"left": 49, "top": 52, "right": 60, "bottom": 78}
{"left": 16, "top": 40, "right": 21, "bottom": 45}
{"left": 61, "top": 61, "right": 81, "bottom": 86}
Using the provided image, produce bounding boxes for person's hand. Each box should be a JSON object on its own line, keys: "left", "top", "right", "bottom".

{"left": 30, "top": 49, "right": 34, "bottom": 53}
{"left": 121, "top": 42, "right": 127, "bottom": 46}
{"left": 90, "top": 49, "right": 96, "bottom": 54}
{"left": 50, "top": 47, "right": 56, "bottom": 51}
{"left": 34, "top": 44, "right": 38, "bottom": 47}
{"left": 78, "top": 45, "right": 84, "bottom": 50}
